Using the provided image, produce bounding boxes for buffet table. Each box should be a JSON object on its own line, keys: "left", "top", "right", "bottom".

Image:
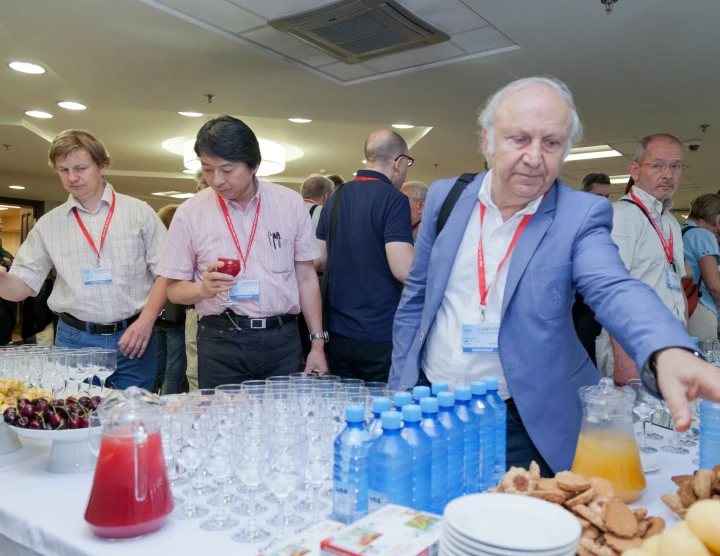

{"left": 0, "top": 424, "right": 696, "bottom": 556}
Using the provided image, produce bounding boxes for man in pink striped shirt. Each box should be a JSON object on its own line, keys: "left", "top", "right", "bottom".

{"left": 156, "top": 116, "right": 328, "bottom": 387}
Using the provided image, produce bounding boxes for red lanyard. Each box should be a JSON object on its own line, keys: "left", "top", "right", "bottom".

{"left": 477, "top": 202, "right": 535, "bottom": 308}
{"left": 354, "top": 176, "right": 377, "bottom": 182}
{"left": 72, "top": 191, "right": 116, "bottom": 264}
{"left": 217, "top": 194, "right": 261, "bottom": 277}
{"left": 629, "top": 190, "right": 674, "bottom": 265}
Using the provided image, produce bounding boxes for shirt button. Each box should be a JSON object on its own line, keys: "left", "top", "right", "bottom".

{"left": 419, "top": 332, "right": 425, "bottom": 342}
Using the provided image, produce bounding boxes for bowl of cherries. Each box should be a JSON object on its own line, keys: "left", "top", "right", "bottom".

{"left": 4, "top": 395, "right": 103, "bottom": 474}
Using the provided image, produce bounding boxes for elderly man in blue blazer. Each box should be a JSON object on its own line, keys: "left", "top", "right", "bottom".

{"left": 390, "top": 76, "right": 720, "bottom": 476}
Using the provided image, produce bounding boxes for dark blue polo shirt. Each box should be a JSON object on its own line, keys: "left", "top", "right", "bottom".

{"left": 316, "top": 170, "right": 413, "bottom": 342}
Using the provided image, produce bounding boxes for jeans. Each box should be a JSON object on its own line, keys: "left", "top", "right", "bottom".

{"left": 326, "top": 332, "right": 393, "bottom": 383}
{"left": 197, "top": 315, "right": 301, "bottom": 389}
{"left": 155, "top": 325, "right": 187, "bottom": 395}
{"left": 55, "top": 320, "right": 156, "bottom": 391}
{"left": 506, "top": 398, "right": 554, "bottom": 478}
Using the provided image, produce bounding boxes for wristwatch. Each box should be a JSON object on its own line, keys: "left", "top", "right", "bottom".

{"left": 643, "top": 347, "right": 704, "bottom": 394}
{"left": 309, "top": 331, "right": 329, "bottom": 343}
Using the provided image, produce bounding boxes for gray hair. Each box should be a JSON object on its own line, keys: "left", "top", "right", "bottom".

{"left": 401, "top": 181, "right": 428, "bottom": 202}
{"left": 478, "top": 76, "right": 583, "bottom": 158}
{"left": 300, "top": 174, "right": 334, "bottom": 201}
{"left": 634, "top": 133, "right": 684, "bottom": 162}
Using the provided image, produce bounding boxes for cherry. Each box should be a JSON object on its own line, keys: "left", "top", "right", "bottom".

{"left": 89, "top": 401, "right": 99, "bottom": 411}
{"left": 3, "top": 407, "right": 17, "bottom": 417}
{"left": 44, "top": 422, "right": 54, "bottom": 431}
{"left": 55, "top": 406, "right": 70, "bottom": 419}
{"left": 29, "top": 420, "right": 42, "bottom": 430}
{"left": 17, "top": 398, "right": 31, "bottom": 406}
{"left": 55, "top": 419, "right": 68, "bottom": 430}
{"left": 50, "top": 399, "right": 65, "bottom": 407}
{"left": 41, "top": 409, "right": 53, "bottom": 421}
{"left": 78, "top": 397, "right": 91, "bottom": 408}
{"left": 91, "top": 396, "right": 102, "bottom": 404}
{"left": 3, "top": 413, "right": 17, "bottom": 425}
{"left": 20, "top": 405, "right": 35, "bottom": 418}
{"left": 49, "top": 414, "right": 62, "bottom": 428}
{"left": 16, "top": 417, "right": 29, "bottom": 429}
{"left": 31, "top": 398, "right": 48, "bottom": 407}
{"left": 35, "top": 401, "right": 49, "bottom": 413}
{"left": 69, "top": 417, "right": 81, "bottom": 430}
{"left": 78, "top": 417, "right": 89, "bottom": 429}
{"left": 65, "top": 396, "right": 78, "bottom": 405}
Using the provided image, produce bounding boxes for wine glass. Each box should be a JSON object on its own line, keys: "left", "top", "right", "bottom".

{"left": 295, "top": 421, "right": 335, "bottom": 523}
{"left": 263, "top": 439, "right": 305, "bottom": 541}
{"left": 659, "top": 401, "right": 690, "bottom": 455}
{"left": 627, "top": 379, "right": 657, "bottom": 453}
{"left": 231, "top": 430, "right": 271, "bottom": 543}
{"left": 92, "top": 349, "right": 116, "bottom": 395}
{"left": 174, "top": 413, "right": 210, "bottom": 519}
{"left": 199, "top": 451, "right": 238, "bottom": 531}
{"left": 217, "top": 253, "right": 241, "bottom": 308}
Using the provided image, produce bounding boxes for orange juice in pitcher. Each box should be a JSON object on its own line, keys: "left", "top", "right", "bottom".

{"left": 571, "top": 378, "right": 645, "bottom": 503}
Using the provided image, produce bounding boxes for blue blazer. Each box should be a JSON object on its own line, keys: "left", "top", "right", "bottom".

{"left": 390, "top": 172, "right": 694, "bottom": 472}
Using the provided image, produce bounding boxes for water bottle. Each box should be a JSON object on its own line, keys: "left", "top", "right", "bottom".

{"left": 368, "top": 411, "right": 413, "bottom": 512}
{"left": 470, "top": 381, "right": 496, "bottom": 491}
{"left": 699, "top": 401, "right": 720, "bottom": 469}
{"left": 333, "top": 405, "right": 373, "bottom": 523}
{"left": 394, "top": 392, "right": 412, "bottom": 412}
{"left": 419, "top": 397, "right": 448, "bottom": 515}
{"left": 436, "top": 392, "right": 465, "bottom": 502}
{"left": 484, "top": 378, "right": 507, "bottom": 481}
{"left": 431, "top": 382, "right": 448, "bottom": 397}
{"left": 413, "top": 385, "right": 431, "bottom": 404}
{"left": 368, "top": 397, "right": 391, "bottom": 439}
{"left": 454, "top": 386, "right": 480, "bottom": 494}
{"left": 401, "top": 405, "right": 432, "bottom": 511}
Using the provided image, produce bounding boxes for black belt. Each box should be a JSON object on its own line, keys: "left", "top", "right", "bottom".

{"left": 206, "top": 312, "right": 296, "bottom": 330}
{"left": 60, "top": 312, "right": 140, "bottom": 335}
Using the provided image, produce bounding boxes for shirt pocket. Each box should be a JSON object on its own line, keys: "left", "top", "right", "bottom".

{"left": 112, "top": 234, "right": 145, "bottom": 270}
{"left": 265, "top": 231, "right": 293, "bottom": 274}
{"left": 529, "top": 262, "right": 573, "bottom": 320}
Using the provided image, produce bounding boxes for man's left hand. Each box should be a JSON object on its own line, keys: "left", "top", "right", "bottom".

{"left": 304, "top": 344, "right": 328, "bottom": 376}
{"left": 118, "top": 317, "right": 154, "bottom": 359}
{"left": 656, "top": 347, "right": 720, "bottom": 430}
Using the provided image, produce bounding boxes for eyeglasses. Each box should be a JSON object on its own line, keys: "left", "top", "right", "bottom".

{"left": 395, "top": 154, "right": 414, "bottom": 167}
{"left": 636, "top": 162, "right": 689, "bottom": 174}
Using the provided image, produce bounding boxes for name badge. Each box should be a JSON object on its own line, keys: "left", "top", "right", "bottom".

{"left": 83, "top": 267, "right": 112, "bottom": 285}
{"left": 229, "top": 279, "right": 260, "bottom": 300}
{"left": 666, "top": 270, "right": 681, "bottom": 292}
{"left": 462, "top": 322, "right": 499, "bottom": 353}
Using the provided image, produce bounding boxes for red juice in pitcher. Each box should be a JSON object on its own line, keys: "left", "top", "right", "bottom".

{"left": 85, "top": 431, "right": 173, "bottom": 539}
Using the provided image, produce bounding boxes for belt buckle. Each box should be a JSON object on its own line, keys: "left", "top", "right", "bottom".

{"left": 250, "top": 318, "right": 266, "bottom": 329}
{"left": 100, "top": 323, "right": 119, "bottom": 336}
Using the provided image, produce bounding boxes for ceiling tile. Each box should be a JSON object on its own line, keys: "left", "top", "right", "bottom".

{"left": 241, "top": 27, "right": 338, "bottom": 66}
{"left": 363, "top": 42, "right": 465, "bottom": 73}
{"left": 156, "top": 0, "right": 265, "bottom": 34}
{"left": 396, "top": 0, "right": 490, "bottom": 35}
{"left": 450, "top": 26, "right": 515, "bottom": 54}
{"left": 319, "top": 62, "right": 377, "bottom": 81}
{"left": 228, "top": 0, "right": 337, "bottom": 20}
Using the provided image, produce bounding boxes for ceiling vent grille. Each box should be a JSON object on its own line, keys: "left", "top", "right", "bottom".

{"left": 268, "top": 0, "right": 450, "bottom": 64}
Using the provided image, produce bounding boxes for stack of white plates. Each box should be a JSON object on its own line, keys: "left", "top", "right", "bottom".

{"left": 441, "top": 493, "right": 581, "bottom": 556}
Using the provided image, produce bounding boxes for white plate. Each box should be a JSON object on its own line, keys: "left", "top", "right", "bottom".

{"left": 444, "top": 493, "right": 581, "bottom": 552}
{"left": 642, "top": 459, "right": 660, "bottom": 474}
{"left": 0, "top": 422, "right": 21, "bottom": 454}
{"left": 9, "top": 425, "right": 98, "bottom": 474}
{"left": 443, "top": 530, "right": 575, "bottom": 556}
{"left": 10, "top": 425, "right": 93, "bottom": 441}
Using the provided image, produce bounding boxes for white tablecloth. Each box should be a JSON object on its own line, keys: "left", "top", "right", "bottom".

{"left": 0, "top": 424, "right": 696, "bottom": 556}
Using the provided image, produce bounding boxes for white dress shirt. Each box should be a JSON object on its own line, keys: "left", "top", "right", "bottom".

{"left": 422, "top": 172, "right": 544, "bottom": 400}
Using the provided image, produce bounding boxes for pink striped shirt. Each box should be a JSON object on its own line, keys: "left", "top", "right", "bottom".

{"left": 156, "top": 179, "right": 320, "bottom": 317}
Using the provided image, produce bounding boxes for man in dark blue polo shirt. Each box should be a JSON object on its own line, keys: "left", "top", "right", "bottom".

{"left": 316, "top": 130, "right": 415, "bottom": 382}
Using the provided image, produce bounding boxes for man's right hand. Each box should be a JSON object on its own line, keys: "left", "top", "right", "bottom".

{"left": 0, "top": 266, "right": 6, "bottom": 278}
{"left": 199, "top": 260, "right": 237, "bottom": 299}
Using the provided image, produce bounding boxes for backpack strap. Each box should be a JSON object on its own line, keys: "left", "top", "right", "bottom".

{"left": 681, "top": 224, "right": 704, "bottom": 296}
{"left": 436, "top": 173, "right": 478, "bottom": 236}
{"left": 309, "top": 204, "right": 319, "bottom": 217}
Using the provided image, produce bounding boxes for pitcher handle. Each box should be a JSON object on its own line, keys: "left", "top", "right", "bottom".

{"left": 87, "top": 412, "right": 102, "bottom": 457}
{"left": 133, "top": 423, "right": 148, "bottom": 502}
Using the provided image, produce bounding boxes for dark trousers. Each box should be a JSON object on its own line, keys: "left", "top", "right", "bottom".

{"left": 327, "top": 332, "right": 392, "bottom": 383}
{"left": 506, "top": 398, "right": 554, "bottom": 478}
{"left": 197, "top": 315, "right": 301, "bottom": 389}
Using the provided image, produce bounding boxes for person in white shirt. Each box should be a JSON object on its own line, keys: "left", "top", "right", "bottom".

{"left": 401, "top": 181, "right": 428, "bottom": 244}
{"left": 301, "top": 174, "right": 334, "bottom": 232}
{"left": 597, "top": 134, "right": 688, "bottom": 384}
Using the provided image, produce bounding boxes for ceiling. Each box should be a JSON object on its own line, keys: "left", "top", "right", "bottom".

{"left": 0, "top": 0, "right": 718, "bottom": 212}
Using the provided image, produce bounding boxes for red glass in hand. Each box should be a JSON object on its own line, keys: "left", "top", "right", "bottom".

{"left": 217, "top": 258, "right": 241, "bottom": 277}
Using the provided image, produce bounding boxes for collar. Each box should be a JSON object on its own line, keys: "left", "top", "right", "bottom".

{"left": 222, "top": 177, "right": 261, "bottom": 211}
{"left": 628, "top": 185, "right": 674, "bottom": 214}
{"left": 303, "top": 199, "right": 318, "bottom": 206}
{"left": 354, "top": 169, "right": 393, "bottom": 185}
{"left": 683, "top": 220, "right": 699, "bottom": 228}
{"left": 412, "top": 219, "right": 421, "bottom": 229}
{"left": 478, "top": 171, "right": 543, "bottom": 219}
{"left": 66, "top": 182, "right": 114, "bottom": 215}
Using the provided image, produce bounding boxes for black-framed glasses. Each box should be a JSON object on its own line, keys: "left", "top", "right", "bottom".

{"left": 395, "top": 154, "right": 414, "bottom": 167}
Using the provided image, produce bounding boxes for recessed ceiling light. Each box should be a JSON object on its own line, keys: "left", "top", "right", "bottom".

{"left": 610, "top": 174, "right": 631, "bottom": 184}
{"left": 392, "top": 124, "right": 414, "bottom": 129}
{"left": 183, "top": 169, "right": 195, "bottom": 174}
{"left": 24, "top": 110, "right": 52, "bottom": 119}
{"left": 178, "top": 111, "right": 203, "bottom": 117}
{"left": 57, "top": 101, "right": 86, "bottom": 110}
{"left": 565, "top": 145, "right": 622, "bottom": 162}
{"left": 362, "top": 159, "right": 367, "bottom": 164}
{"left": 0, "top": 204, "right": 21, "bottom": 210}
{"left": 9, "top": 185, "right": 25, "bottom": 190}
{"left": 170, "top": 193, "right": 195, "bottom": 199}
{"left": 288, "top": 118, "right": 312, "bottom": 123}
{"left": 8, "top": 61, "right": 45, "bottom": 74}
{"left": 353, "top": 172, "right": 357, "bottom": 176}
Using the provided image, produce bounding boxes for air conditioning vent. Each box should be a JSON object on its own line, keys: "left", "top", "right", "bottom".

{"left": 268, "top": 0, "right": 450, "bottom": 64}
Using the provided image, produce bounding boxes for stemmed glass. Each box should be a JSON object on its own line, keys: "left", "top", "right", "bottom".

{"left": 302, "top": 421, "right": 335, "bottom": 523}
{"left": 231, "top": 429, "right": 271, "bottom": 543}
{"left": 264, "top": 439, "right": 305, "bottom": 542}
{"left": 217, "top": 253, "right": 241, "bottom": 308}
{"left": 174, "top": 412, "right": 210, "bottom": 519}
{"left": 691, "top": 399, "right": 702, "bottom": 466}
{"left": 200, "top": 451, "right": 238, "bottom": 531}
{"left": 628, "top": 379, "right": 657, "bottom": 453}
{"left": 92, "top": 349, "right": 116, "bottom": 395}
{"left": 659, "top": 401, "right": 690, "bottom": 455}
{"left": 42, "top": 352, "right": 68, "bottom": 398}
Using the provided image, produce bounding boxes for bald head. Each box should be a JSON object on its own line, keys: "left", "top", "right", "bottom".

{"left": 363, "top": 129, "right": 411, "bottom": 188}
{"left": 301, "top": 174, "right": 334, "bottom": 204}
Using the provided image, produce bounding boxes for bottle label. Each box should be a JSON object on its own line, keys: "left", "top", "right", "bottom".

{"left": 368, "top": 490, "right": 389, "bottom": 513}
{"left": 333, "top": 482, "right": 356, "bottom": 520}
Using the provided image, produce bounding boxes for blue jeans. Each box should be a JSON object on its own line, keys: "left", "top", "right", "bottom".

{"left": 155, "top": 326, "right": 187, "bottom": 395}
{"left": 55, "top": 320, "right": 156, "bottom": 391}
{"left": 506, "top": 398, "right": 554, "bottom": 478}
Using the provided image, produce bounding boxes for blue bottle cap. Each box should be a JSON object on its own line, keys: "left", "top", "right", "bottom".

{"left": 437, "top": 391, "right": 456, "bottom": 407}
{"left": 413, "top": 385, "right": 431, "bottom": 401}
{"left": 485, "top": 378, "right": 499, "bottom": 390}
{"left": 431, "top": 383, "right": 449, "bottom": 395}
{"left": 402, "top": 404, "right": 422, "bottom": 422}
{"left": 372, "top": 397, "right": 391, "bottom": 414}
{"left": 394, "top": 392, "right": 412, "bottom": 408}
{"left": 455, "top": 386, "right": 471, "bottom": 401}
{"left": 690, "top": 336, "right": 699, "bottom": 345}
{"left": 420, "top": 397, "right": 439, "bottom": 413}
{"left": 470, "top": 381, "right": 487, "bottom": 395}
{"left": 345, "top": 404, "right": 365, "bottom": 423}
{"left": 381, "top": 410, "right": 402, "bottom": 430}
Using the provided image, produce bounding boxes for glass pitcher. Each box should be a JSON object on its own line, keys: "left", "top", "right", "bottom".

{"left": 85, "top": 387, "right": 174, "bottom": 539}
{"left": 571, "top": 377, "right": 646, "bottom": 503}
